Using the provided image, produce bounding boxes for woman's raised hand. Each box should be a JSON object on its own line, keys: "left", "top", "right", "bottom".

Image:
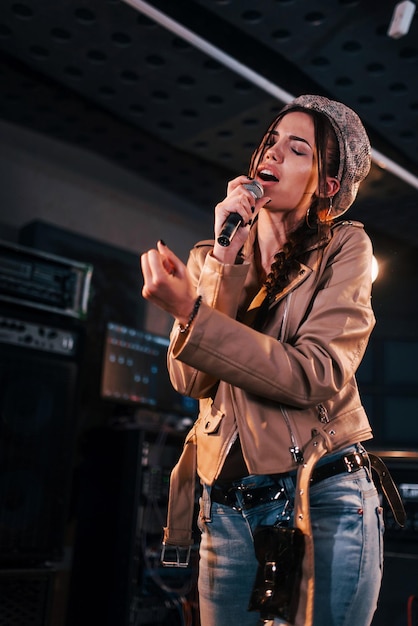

{"left": 140, "top": 240, "right": 197, "bottom": 326}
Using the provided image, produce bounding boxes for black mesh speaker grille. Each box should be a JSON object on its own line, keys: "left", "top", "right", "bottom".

{"left": 0, "top": 569, "right": 52, "bottom": 626}
{"left": 0, "top": 339, "right": 79, "bottom": 565}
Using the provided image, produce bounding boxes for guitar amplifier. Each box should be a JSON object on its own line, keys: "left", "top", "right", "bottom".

{"left": 0, "top": 239, "right": 92, "bottom": 319}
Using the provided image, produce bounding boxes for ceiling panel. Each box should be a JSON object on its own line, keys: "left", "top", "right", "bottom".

{"left": 0, "top": 0, "right": 417, "bottom": 246}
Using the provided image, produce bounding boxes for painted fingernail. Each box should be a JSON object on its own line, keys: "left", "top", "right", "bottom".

{"left": 159, "top": 239, "right": 167, "bottom": 246}
{"left": 251, "top": 206, "right": 255, "bottom": 213}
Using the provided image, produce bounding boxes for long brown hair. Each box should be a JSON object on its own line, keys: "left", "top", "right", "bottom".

{"left": 249, "top": 106, "right": 340, "bottom": 303}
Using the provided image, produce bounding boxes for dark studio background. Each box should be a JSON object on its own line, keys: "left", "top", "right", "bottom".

{"left": 0, "top": 1, "right": 417, "bottom": 625}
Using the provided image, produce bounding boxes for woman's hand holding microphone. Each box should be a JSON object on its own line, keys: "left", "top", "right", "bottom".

{"left": 141, "top": 176, "right": 267, "bottom": 326}
{"left": 213, "top": 176, "right": 266, "bottom": 263}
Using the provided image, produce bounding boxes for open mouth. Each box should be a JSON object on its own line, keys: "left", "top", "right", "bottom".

{"left": 258, "top": 169, "right": 279, "bottom": 182}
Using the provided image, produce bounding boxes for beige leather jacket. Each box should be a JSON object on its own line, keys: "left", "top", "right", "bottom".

{"left": 168, "top": 219, "right": 375, "bottom": 482}
{"left": 164, "top": 220, "right": 375, "bottom": 625}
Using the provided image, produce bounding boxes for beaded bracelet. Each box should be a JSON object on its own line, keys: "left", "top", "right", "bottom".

{"left": 178, "top": 295, "right": 202, "bottom": 334}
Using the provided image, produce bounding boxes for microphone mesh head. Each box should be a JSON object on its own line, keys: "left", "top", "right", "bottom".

{"left": 244, "top": 180, "right": 264, "bottom": 200}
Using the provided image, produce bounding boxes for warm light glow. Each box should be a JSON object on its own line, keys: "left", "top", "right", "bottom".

{"left": 371, "top": 255, "right": 379, "bottom": 282}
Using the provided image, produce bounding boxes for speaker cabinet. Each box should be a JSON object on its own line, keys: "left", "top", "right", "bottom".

{"left": 19, "top": 220, "right": 145, "bottom": 429}
{"left": 0, "top": 311, "right": 81, "bottom": 565}
{"left": 67, "top": 427, "right": 144, "bottom": 626}
{"left": 0, "top": 568, "right": 54, "bottom": 626}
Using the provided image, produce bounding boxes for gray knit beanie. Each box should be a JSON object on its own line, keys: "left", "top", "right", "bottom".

{"left": 280, "top": 94, "right": 372, "bottom": 217}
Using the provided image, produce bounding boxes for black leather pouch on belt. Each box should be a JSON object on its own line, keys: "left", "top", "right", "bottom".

{"left": 248, "top": 525, "right": 305, "bottom": 624}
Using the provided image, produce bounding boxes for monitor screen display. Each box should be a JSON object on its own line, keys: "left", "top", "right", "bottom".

{"left": 101, "top": 322, "right": 198, "bottom": 417}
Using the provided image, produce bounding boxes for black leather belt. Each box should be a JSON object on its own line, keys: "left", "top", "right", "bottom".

{"left": 211, "top": 452, "right": 368, "bottom": 511}
{"left": 211, "top": 482, "right": 287, "bottom": 510}
{"left": 309, "top": 451, "right": 368, "bottom": 484}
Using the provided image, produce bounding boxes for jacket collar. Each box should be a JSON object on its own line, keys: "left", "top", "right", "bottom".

{"left": 241, "top": 221, "right": 332, "bottom": 314}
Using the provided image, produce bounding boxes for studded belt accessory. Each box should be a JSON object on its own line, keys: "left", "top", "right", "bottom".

{"left": 211, "top": 452, "right": 368, "bottom": 511}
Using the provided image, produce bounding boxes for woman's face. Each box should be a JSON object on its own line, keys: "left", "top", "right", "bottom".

{"left": 254, "top": 111, "right": 319, "bottom": 219}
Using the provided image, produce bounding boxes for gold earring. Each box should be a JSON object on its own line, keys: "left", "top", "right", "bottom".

{"left": 305, "top": 206, "right": 315, "bottom": 229}
{"left": 326, "top": 196, "right": 334, "bottom": 217}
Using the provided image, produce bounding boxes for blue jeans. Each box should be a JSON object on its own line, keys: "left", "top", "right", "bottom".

{"left": 197, "top": 448, "right": 384, "bottom": 626}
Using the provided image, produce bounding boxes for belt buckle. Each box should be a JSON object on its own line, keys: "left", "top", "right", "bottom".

{"left": 161, "top": 544, "right": 191, "bottom": 568}
{"left": 342, "top": 453, "right": 362, "bottom": 473}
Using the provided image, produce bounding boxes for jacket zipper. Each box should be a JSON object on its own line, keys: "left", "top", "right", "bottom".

{"left": 279, "top": 289, "right": 291, "bottom": 338}
{"left": 280, "top": 405, "right": 304, "bottom": 464}
{"left": 279, "top": 293, "right": 304, "bottom": 464}
{"left": 318, "top": 403, "right": 330, "bottom": 423}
